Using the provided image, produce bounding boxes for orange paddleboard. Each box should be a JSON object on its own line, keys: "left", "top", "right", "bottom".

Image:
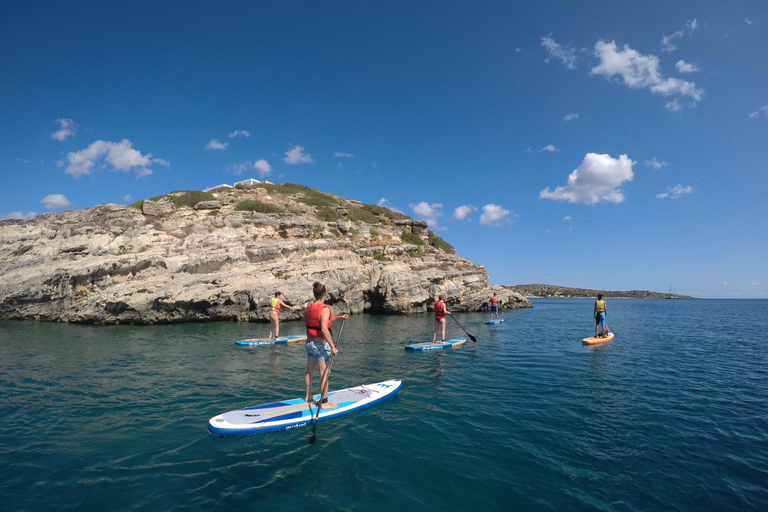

{"left": 582, "top": 332, "right": 614, "bottom": 345}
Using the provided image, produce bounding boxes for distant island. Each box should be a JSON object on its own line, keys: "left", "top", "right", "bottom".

{"left": 506, "top": 284, "right": 695, "bottom": 299}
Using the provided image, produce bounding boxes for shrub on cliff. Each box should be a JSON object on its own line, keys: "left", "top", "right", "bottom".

{"left": 234, "top": 200, "right": 283, "bottom": 213}
{"left": 401, "top": 231, "right": 424, "bottom": 246}
{"left": 427, "top": 230, "right": 455, "bottom": 254}
{"left": 168, "top": 191, "right": 216, "bottom": 208}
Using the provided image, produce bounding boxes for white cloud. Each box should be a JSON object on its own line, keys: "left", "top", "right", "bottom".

{"left": 541, "top": 35, "right": 579, "bottom": 69}
{"left": 452, "top": 205, "right": 477, "bottom": 221}
{"left": 646, "top": 157, "right": 667, "bottom": 169}
{"left": 227, "top": 162, "right": 252, "bottom": 176}
{"left": 656, "top": 184, "right": 695, "bottom": 199}
{"left": 675, "top": 60, "right": 700, "bottom": 73}
{"left": 745, "top": 18, "right": 753, "bottom": 25}
{"left": 748, "top": 105, "right": 768, "bottom": 118}
{"left": 479, "top": 204, "right": 511, "bottom": 226}
{"left": 51, "top": 118, "right": 77, "bottom": 141}
{"left": 662, "top": 18, "right": 698, "bottom": 53}
{"left": 228, "top": 130, "right": 250, "bottom": 138}
{"left": 41, "top": 194, "right": 71, "bottom": 209}
{"left": 206, "top": 138, "right": 228, "bottom": 150}
{"left": 253, "top": 159, "right": 272, "bottom": 177}
{"left": 591, "top": 40, "right": 704, "bottom": 103}
{"left": 409, "top": 202, "right": 443, "bottom": 229}
{"left": 540, "top": 153, "right": 635, "bottom": 205}
{"left": 564, "top": 113, "right": 579, "bottom": 121}
{"left": 334, "top": 151, "right": 353, "bottom": 158}
{"left": 63, "top": 139, "right": 161, "bottom": 178}
{"left": 123, "top": 194, "right": 132, "bottom": 203}
{"left": 1, "top": 211, "right": 38, "bottom": 220}
{"left": 284, "top": 145, "right": 314, "bottom": 165}
{"left": 541, "top": 144, "right": 558, "bottom": 152}
{"left": 564, "top": 216, "right": 572, "bottom": 221}
{"left": 665, "top": 99, "right": 682, "bottom": 112}
{"left": 377, "top": 198, "right": 403, "bottom": 214}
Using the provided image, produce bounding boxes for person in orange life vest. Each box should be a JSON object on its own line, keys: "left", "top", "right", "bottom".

{"left": 304, "top": 282, "right": 348, "bottom": 409}
{"left": 594, "top": 294, "right": 608, "bottom": 338}
{"left": 269, "top": 291, "right": 296, "bottom": 339}
{"left": 432, "top": 294, "right": 451, "bottom": 343}
{"left": 489, "top": 293, "right": 500, "bottom": 321}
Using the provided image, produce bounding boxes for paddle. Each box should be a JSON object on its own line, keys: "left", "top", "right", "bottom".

{"left": 281, "top": 294, "right": 294, "bottom": 307}
{"left": 309, "top": 318, "right": 346, "bottom": 445}
{"left": 449, "top": 314, "right": 477, "bottom": 342}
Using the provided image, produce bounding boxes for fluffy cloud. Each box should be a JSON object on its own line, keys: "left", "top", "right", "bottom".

{"left": 41, "top": 194, "right": 71, "bottom": 209}
{"left": 253, "top": 159, "right": 272, "bottom": 177}
{"left": 646, "top": 157, "right": 667, "bottom": 169}
{"left": 226, "top": 162, "right": 252, "bottom": 175}
{"left": 675, "top": 60, "right": 700, "bottom": 73}
{"left": 377, "top": 198, "right": 403, "bottom": 214}
{"left": 564, "top": 216, "right": 572, "bottom": 221}
{"left": 452, "top": 205, "right": 477, "bottom": 221}
{"left": 540, "top": 153, "right": 635, "bottom": 205}
{"left": 479, "top": 204, "right": 511, "bottom": 226}
{"left": 334, "top": 151, "right": 353, "bottom": 158}
{"left": 541, "top": 35, "right": 579, "bottom": 69}
{"left": 748, "top": 105, "right": 768, "bottom": 118}
{"left": 284, "top": 145, "right": 314, "bottom": 165}
{"left": 564, "top": 113, "right": 579, "bottom": 121}
{"left": 206, "top": 139, "right": 228, "bottom": 150}
{"left": 541, "top": 144, "right": 558, "bottom": 152}
{"left": 228, "top": 130, "right": 250, "bottom": 138}
{"left": 591, "top": 40, "right": 704, "bottom": 102}
{"left": 51, "top": 118, "right": 77, "bottom": 141}
{"left": 63, "top": 139, "right": 161, "bottom": 178}
{"left": 656, "top": 184, "right": 695, "bottom": 199}
{"left": 661, "top": 18, "right": 698, "bottom": 53}
{"left": 409, "top": 202, "right": 443, "bottom": 229}
{"left": 1, "top": 211, "right": 38, "bottom": 220}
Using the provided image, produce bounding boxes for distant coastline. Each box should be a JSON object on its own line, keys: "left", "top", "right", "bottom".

{"left": 506, "top": 284, "right": 695, "bottom": 299}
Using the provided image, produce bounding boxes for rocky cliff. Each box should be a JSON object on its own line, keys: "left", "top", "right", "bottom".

{"left": 0, "top": 183, "right": 531, "bottom": 324}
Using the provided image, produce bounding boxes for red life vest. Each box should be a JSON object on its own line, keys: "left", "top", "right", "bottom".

{"left": 434, "top": 301, "right": 446, "bottom": 320}
{"left": 491, "top": 296, "right": 498, "bottom": 305}
{"left": 305, "top": 302, "right": 332, "bottom": 338}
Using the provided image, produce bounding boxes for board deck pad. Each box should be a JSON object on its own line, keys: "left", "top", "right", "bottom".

{"left": 235, "top": 334, "right": 307, "bottom": 346}
{"left": 486, "top": 319, "right": 504, "bottom": 324}
{"left": 208, "top": 379, "right": 402, "bottom": 436}
{"left": 404, "top": 337, "right": 466, "bottom": 351}
{"left": 582, "top": 332, "right": 615, "bottom": 345}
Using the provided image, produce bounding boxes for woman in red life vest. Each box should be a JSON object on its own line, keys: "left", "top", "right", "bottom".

{"left": 304, "top": 282, "right": 348, "bottom": 408}
{"left": 432, "top": 294, "right": 451, "bottom": 343}
{"left": 489, "top": 294, "right": 499, "bottom": 321}
{"left": 269, "top": 291, "right": 296, "bottom": 339}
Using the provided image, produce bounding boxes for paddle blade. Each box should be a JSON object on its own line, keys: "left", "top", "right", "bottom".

{"left": 468, "top": 333, "right": 477, "bottom": 343}
{"left": 308, "top": 422, "right": 317, "bottom": 444}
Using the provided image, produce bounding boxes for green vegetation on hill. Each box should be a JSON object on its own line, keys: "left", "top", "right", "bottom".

{"left": 234, "top": 200, "right": 283, "bottom": 213}
{"left": 507, "top": 284, "right": 695, "bottom": 299}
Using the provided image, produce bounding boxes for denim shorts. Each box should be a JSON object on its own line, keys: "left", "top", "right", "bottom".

{"left": 595, "top": 312, "right": 606, "bottom": 325}
{"left": 306, "top": 340, "right": 332, "bottom": 362}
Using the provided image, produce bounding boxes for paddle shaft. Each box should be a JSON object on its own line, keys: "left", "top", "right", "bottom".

{"left": 449, "top": 313, "right": 477, "bottom": 342}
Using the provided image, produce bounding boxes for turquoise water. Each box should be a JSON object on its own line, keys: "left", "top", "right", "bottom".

{"left": 2, "top": 299, "right": 767, "bottom": 511}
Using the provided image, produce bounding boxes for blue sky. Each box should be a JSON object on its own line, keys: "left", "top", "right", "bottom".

{"left": 2, "top": 1, "right": 767, "bottom": 298}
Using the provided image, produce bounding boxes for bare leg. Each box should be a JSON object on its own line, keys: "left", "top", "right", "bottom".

{"left": 304, "top": 359, "right": 318, "bottom": 402}
{"left": 432, "top": 319, "right": 439, "bottom": 343}
{"left": 318, "top": 360, "right": 337, "bottom": 409}
{"left": 269, "top": 312, "right": 277, "bottom": 339}
{"left": 440, "top": 318, "right": 446, "bottom": 341}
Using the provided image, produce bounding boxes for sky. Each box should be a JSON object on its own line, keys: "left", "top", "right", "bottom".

{"left": 1, "top": 1, "right": 767, "bottom": 298}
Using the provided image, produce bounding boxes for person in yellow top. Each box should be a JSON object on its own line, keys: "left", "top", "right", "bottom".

{"left": 593, "top": 294, "right": 608, "bottom": 338}
{"left": 269, "top": 291, "right": 296, "bottom": 339}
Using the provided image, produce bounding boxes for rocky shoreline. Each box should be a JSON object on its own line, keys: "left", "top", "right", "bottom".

{"left": 0, "top": 183, "right": 532, "bottom": 325}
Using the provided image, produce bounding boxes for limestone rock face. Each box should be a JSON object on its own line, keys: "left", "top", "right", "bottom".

{"left": 0, "top": 186, "right": 531, "bottom": 324}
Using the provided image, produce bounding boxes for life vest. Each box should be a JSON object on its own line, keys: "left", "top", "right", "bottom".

{"left": 595, "top": 300, "right": 606, "bottom": 313}
{"left": 270, "top": 297, "right": 281, "bottom": 312}
{"left": 491, "top": 296, "right": 498, "bottom": 305}
{"left": 305, "top": 303, "right": 331, "bottom": 338}
{"left": 434, "top": 301, "right": 446, "bottom": 320}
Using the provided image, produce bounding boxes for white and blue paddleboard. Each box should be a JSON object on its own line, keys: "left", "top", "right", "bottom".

{"left": 234, "top": 334, "right": 307, "bottom": 346}
{"left": 208, "top": 379, "right": 402, "bottom": 436}
{"left": 404, "top": 337, "right": 466, "bottom": 351}
{"left": 485, "top": 319, "right": 504, "bottom": 325}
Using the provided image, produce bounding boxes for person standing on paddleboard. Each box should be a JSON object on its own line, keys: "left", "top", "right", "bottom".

{"left": 489, "top": 293, "right": 500, "bottom": 321}
{"left": 594, "top": 294, "right": 608, "bottom": 338}
{"left": 269, "top": 291, "right": 297, "bottom": 339}
{"left": 432, "top": 294, "right": 451, "bottom": 343}
{"left": 304, "top": 282, "right": 348, "bottom": 409}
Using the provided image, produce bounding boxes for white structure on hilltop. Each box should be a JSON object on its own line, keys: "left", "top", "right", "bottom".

{"left": 234, "top": 178, "right": 261, "bottom": 187}
{"left": 203, "top": 184, "right": 233, "bottom": 193}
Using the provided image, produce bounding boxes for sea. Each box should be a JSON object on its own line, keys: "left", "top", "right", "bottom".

{"left": 2, "top": 298, "right": 767, "bottom": 511}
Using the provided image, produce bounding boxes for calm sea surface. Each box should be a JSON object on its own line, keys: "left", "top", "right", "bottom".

{"left": 2, "top": 299, "right": 767, "bottom": 511}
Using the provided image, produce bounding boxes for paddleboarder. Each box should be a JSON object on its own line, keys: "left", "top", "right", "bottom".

{"left": 269, "top": 291, "right": 297, "bottom": 339}
{"left": 594, "top": 294, "right": 608, "bottom": 338}
{"left": 304, "top": 282, "right": 348, "bottom": 409}
{"left": 489, "top": 293, "right": 500, "bottom": 321}
{"left": 432, "top": 294, "right": 451, "bottom": 343}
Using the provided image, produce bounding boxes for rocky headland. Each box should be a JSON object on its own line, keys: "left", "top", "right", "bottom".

{"left": 508, "top": 284, "right": 694, "bottom": 299}
{"left": 0, "top": 183, "right": 531, "bottom": 324}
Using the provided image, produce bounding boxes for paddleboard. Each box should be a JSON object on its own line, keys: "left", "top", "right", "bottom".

{"left": 235, "top": 334, "right": 307, "bottom": 346}
{"left": 404, "top": 337, "right": 466, "bottom": 351}
{"left": 582, "top": 332, "right": 614, "bottom": 345}
{"left": 486, "top": 319, "right": 504, "bottom": 324}
{"left": 208, "top": 379, "right": 402, "bottom": 436}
